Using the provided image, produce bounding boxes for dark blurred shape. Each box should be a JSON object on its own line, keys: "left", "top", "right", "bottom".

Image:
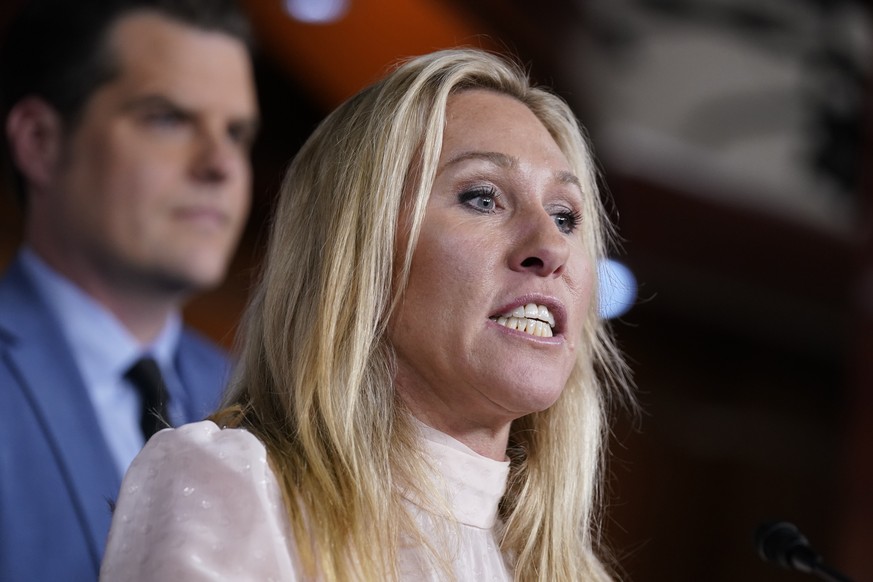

{"left": 755, "top": 521, "right": 854, "bottom": 582}
{"left": 806, "top": 42, "right": 866, "bottom": 199}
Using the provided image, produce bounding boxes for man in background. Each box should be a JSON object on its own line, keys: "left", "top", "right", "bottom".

{"left": 0, "top": 0, "right": 259, "bottom": 579}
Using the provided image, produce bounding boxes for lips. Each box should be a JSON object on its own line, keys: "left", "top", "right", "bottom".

{"left": 173, "top": 205, "right": 229, "bottom": 229}
{"left": 490, "top": 302, "right": 556, "bottom": 338}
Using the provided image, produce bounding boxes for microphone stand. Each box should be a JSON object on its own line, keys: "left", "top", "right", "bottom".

{"left": 754, "top": 521, "right": 854, "bottom": 582}
{"left": 789, "top": 544, "right": 854, "bottom": 582}
{"left": 810, "top": 563, "right": 854, "bottom": 582}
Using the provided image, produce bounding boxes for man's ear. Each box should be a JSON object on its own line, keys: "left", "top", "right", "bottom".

{"left": 6, "top": 96, "right": 64, "bottom": 190}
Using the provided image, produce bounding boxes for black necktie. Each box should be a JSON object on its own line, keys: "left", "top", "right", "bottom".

{"left": 125, "top": 357, "right": 171, "bottom": 440}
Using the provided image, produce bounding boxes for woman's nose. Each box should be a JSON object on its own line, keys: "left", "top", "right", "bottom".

{"left": 507, "top": 208, "right": 571, "bottom": 278}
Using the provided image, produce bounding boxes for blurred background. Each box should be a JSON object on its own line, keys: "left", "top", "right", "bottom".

{"left": 1, "top": 0, "right": 871, "bottom": 580}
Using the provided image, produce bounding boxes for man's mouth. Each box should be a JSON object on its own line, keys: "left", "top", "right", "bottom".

{"left": 490, "top": 303, "right": 556, "bottom": 338}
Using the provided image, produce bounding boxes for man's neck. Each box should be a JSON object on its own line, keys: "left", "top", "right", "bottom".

{"left": 26, "top": 243, "right": 185, "bottom": 344}
{"left": 80, "top": 285, "right": 180, "bottom": 345}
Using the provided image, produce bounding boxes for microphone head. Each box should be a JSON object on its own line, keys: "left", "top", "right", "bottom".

{"left": 755, "top": 521, "right": 816, "bottom": 570}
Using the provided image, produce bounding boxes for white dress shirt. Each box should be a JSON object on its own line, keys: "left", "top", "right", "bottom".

{"left": 19, "top": 247, "right": 185, "bottom": 477}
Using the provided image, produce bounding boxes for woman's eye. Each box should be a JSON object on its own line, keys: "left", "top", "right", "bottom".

{"left": 458, "top": 187, "right": 499, "bottom": 213}
{"left": 553, "top": 210, "right": 581, "bottom": 234}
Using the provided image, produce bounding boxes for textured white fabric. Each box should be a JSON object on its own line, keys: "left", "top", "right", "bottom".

{"left": 100, "top": 420, "right": 513, "bottom": 581}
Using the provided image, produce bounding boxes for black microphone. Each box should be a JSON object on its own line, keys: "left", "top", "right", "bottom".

{"left": 754, "top": 521, "right": 854, "bottom": 582}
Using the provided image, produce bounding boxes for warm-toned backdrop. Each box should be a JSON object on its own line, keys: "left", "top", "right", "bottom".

{"left": 1, "top": 1, "right": 870, "bottom": 580}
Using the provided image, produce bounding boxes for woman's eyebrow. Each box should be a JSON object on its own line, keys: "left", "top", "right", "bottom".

{"left": 556, "top": 170, "right": 581, "bottom": 190}
{"left": 441, "top": 151, "right": 515, "bottom": 171}
{"left": 440, "top": 151, "right": 583, "bottom": 193}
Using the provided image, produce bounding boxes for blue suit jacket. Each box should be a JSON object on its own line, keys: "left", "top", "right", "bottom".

{"left": 0, "top": 257, "right": 231, "bottom": 581}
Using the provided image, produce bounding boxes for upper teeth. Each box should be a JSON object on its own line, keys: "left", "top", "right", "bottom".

{"left": 490, "top": 303, "right": 555, "bottom": 337}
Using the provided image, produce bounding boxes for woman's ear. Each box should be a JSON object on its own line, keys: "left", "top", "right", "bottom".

{"left": 6, "top": 96, "right": 64, "bottom": 190}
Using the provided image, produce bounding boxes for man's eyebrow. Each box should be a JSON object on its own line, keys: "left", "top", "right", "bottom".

{"left": 232, "top": 117, "right": 261, "bottom": 133}
{"left": 120, "top": 94, "right": 185, "bottom": 112}
{"left": 121, "top": 94, "right": 260, "bottom": 128}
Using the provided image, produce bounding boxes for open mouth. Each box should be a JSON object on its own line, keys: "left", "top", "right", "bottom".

{"left": 490, "top": 303, "right": 556, "bottom": 338}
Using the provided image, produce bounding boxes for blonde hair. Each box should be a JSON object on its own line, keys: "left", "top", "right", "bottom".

{"left": 216, "top": 48, "right": 632, "bottom": 581}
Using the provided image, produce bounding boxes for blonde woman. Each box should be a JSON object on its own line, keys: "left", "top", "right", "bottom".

{"left": 100, "top": 48, "right": 632, "bottom": 581}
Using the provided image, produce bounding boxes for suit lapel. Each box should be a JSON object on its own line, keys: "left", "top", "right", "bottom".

{"left": 0, "top": 259, "right": 120, "bottom": 560}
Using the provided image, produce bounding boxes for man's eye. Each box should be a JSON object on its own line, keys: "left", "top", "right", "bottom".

{"left": 145, "top": 110, "right": 186, "bottom": 127}
{"left": 458, "top": 187, "right": 499, "bottom": 212}
{"left": 228, "top": 124, "right": 256, "bottom": 150}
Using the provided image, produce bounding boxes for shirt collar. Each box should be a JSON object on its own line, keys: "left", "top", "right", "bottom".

{"left": 18, "top": 247, "right": 182, "bottom": 384}
{"left": 412, "top": 420, "right": 511, "bottom": 529}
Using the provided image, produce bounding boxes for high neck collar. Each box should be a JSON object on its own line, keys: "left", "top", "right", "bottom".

{"left": 410, "top": 422, "right": 511, "bottom": 529}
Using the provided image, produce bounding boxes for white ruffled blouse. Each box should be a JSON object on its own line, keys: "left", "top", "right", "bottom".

{"left": 99, "top": 420, "right": 512, "bottom": 581}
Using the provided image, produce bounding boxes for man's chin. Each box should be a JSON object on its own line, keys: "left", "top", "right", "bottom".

{"left": 150, "top": 265, "right": 229, "bottom": 298}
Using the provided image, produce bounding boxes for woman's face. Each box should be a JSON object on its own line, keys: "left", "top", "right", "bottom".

{"left": 390, "top": 89, "right": 594, "bottom": 442}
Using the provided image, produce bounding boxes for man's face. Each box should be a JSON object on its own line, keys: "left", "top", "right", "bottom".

{"left": 36, "top": 11, "right": 258, "bottom": 297}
